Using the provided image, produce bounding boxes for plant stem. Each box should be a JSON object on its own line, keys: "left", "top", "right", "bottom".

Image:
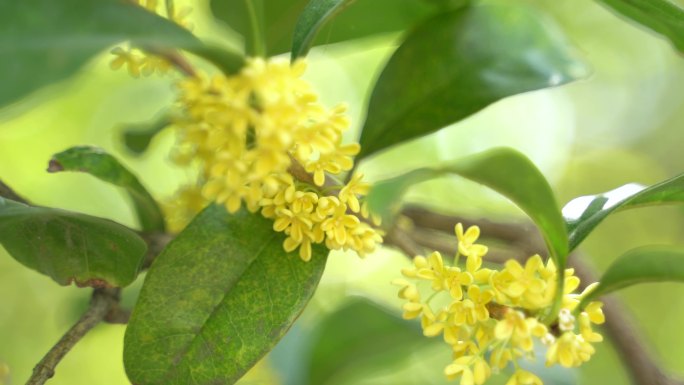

{"left": 0, "top": 179, "right": 29, "bottom": 204}
{"left": 164, "top": 0, "right": 175, "bottom": 18}
{"left": 26, "top": 288, "right": 121, "bottom": 385}
{"left": 245, "top": 0, "right": 265, "bottom": 56}
{"left": 142, "top": 46, "right": 196, "bottom": 77}
{"left": 540, "top": 267, "right": 564, "bottom": 325}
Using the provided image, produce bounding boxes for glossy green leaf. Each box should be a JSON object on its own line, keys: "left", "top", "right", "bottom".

{"left": 563, "top": 173, "right": 684, "bottom": 251}
{"left": 212, "top": 0, "right": 436, "bottom": 57}
{"left": 124, "top": 205, "right": 328, "bottom": 385}
{"left": 0, "top": 197, "right": 147, "bottom": 287}
{"left": 122, "top": 114, "right": 171, "bottom": 155}
{"left": 579, "top": 246, "right": 684, "bottom": 308}
{"left": 368, "top": 147, "right": 568, "bottom": 264}
{"left": 211, "top": 0, "right": 301, "bottom": 56}
{"left": 307, "top": 298, "right": 427, "bottom": 385}
{"left": 357, "top": 4, "right": 588, "bottom": 159}
{"left": 0, "top": 0, "right": 243, "bottom": 109}
{"left": 291, "top": 0, "right": 354, "bottom": 59}
{"left": 290, "top": 0, "right": 438, "bottom": 59}
{"left": 597, "top": 0, "right": 684, "bottom": 53}
{"left": 49, "top": 146, "right": 165, "bottom": 232}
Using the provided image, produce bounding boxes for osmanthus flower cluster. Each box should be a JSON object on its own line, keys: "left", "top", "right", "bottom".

{"left": 166, "top": 57, "right": 382, "bottom": 261}
{"left": 393, "top": 224, "right": 605, "bottom": 385}
{"left": 109, "top": 0, "right": 192, "bottom": 77}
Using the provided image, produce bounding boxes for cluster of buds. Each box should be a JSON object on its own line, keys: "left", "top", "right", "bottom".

{"left": 166, "top": 58, "right": 382, "bottom": 261}
{"left": 109, "top": 0, "right": 192, "bottom": 77}
{"left": 393, "top": 224, "right": 604, "bottom": 385}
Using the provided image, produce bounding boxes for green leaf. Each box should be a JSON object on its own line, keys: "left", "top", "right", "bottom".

{"left": 122, "top": 114, "right": 171, "bottom": 155}
{"left": 291, "top": 0, "right": 354, "bottom": 59}
{"left": 357, "top": 3, "right": 588, "bottom": 159}
{"left": 48, "top": 146, "right": 165, "bottom": 232}
{"left": 186, "top": 43, "right": 245, "bottom": 75}
{"left": 290, "top": 0, "right": 438, "bottom": 59}
{"left": 579, "top": 246, "right": 684, "bottom": 308}
{"left": 368, "top": 147, "right": 568, "bottom": 264}
{"left": 563, "top": 173, "right": 684, "bottom": 251}
{"left": 211, "top": 0, "right": 299, "bottom": 56}
{"left": 0, "top": 0, "right": 243, "bottom": 109}
{"left": 597, "top": 0, "right": 684, "bottom": 53}
{"left": 124, "top": 205, "right": 328, "bottom": 385}
{"left": 212, "top": 0, "right": 436, "bottom": 57}
{"left": 0, "top": 197, "right": 147, "bottom": 287}
{"left": 307, "top": 298, "right": 428, "bottom": 385}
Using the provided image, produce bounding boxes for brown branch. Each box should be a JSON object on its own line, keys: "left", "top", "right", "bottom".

{"left": 402, "top": 225, "right": 524, "bottom": 265}
{"left": 0, "top": 179, "right": 29, "bottom": 204}
{"left": 384, "top": 227, "right": 424, "bottom": 257}
{"left": 142, "top": 46, "right": 197, "bottom": 77}
{"left": 402, "top": 205, "right": 539, "bottom": 245}
{"left": 139, "top": 231, "right": 174, "bottom": 269}
{"left": 26, "top": 288, "right": 121, "bottom": 385}
{"left": 103, "top": 303, "right": 131, "bottom": 325}
{"left": 160, "top": 51, "right": 197, "bottom": 77}
{"left": 387, "top": 205, "right": 684, "bottom": 385}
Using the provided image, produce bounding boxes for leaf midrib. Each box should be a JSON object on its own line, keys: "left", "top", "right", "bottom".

{"left": 162, "top": 230, "right": 279, "bottom": 383}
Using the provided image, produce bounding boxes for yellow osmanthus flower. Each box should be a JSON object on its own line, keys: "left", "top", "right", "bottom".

{"left": 491, "top": 255, "right": 553, "bottom": 310}
{"left": 110, "top": 47, "right": 144, "bottom": 77}
{"left": 0, "top": 362, "right": 9, "bottom": 385}
{"left": 166, "top": 57, "right": 381, "bottom": 261}
{"left": 455, "top": 223, "right": 488, "bottom": 272}
{"left": 339, "top": 172, "right": 369, "bottom": 213}
{"left": 505, "top": 370, "right": 542, "bottom": 385}
{"left": 444, "top": 355, "right": 491, "bottom": 385}
{"left": 394, "top": 223, "right": 604, "bottom": 384}
{"left": 163, "top": 184, "right": 209, "bottom": 233}
{"left": 109, "top": 1, "right": 192, "bottom": 77}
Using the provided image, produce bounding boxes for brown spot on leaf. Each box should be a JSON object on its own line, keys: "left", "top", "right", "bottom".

{"left": 74, "top": 278, "right": 112, "bottom": 288}
{"left": 47, "top": 159, "right": 64, "bottom": 173}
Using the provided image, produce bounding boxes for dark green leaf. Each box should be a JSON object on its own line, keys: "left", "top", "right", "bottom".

{"left": 124, "top": 205, "right": 328, "bottom": 385}
{"left": 0, "top": 197, "right": 147, "bottom": 287}
{"left": 291, "top": 0, "right": 438, "bottom": 59}
{"left": 563, "top": 173, "right": 684, "bottom": 251}
{"left": 211, "top": 0, "right": 298, "bottom": 56}
{"left": 212, "top": 0, "right": 436, "bottom": 57}
{"left": 597, "top": 0, "right": 684, "bottom": 53}
{"left": 186, "top": 43, "right": 245, "bottom": 74}
{"left": 48, "top": 146, "right": 165, "bottom": 232}
{"left": 579, "top": 246, "right": 684, "bottom": 308}
{"left": 307, "top": 298, "right": 427, "bottom": 385}
{"left": 357, "top": 4, "right": 588, "bottom": 159}
{"left": 291, "top": 0, "right": 354, "bottom": 59}
{"left": 122, "top": 113, "right": 171, "bottom": 155}
{"left": 368, "top": 147, "right": 568, "bottom": 265}
{"left": 0, "top": 0, "right": 243, "bottom": 109}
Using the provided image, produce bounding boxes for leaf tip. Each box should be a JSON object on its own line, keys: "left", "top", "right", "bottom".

{"left": 47, "top": 159, "right": 64, "bottom": 173}
{"left": 70, "top": 277, "right": 114, "bottom": 289}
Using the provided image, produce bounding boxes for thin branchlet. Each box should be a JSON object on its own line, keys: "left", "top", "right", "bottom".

{"left": 0, "top": 179, "right": 29, "bottom": 204}
{"left": 26, "top": 288, "right": 122, "bottom": 385}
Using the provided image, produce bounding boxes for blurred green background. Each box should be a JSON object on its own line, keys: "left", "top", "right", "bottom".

{"left": 1, "top": 0, "right": 684, "bottom": 384}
